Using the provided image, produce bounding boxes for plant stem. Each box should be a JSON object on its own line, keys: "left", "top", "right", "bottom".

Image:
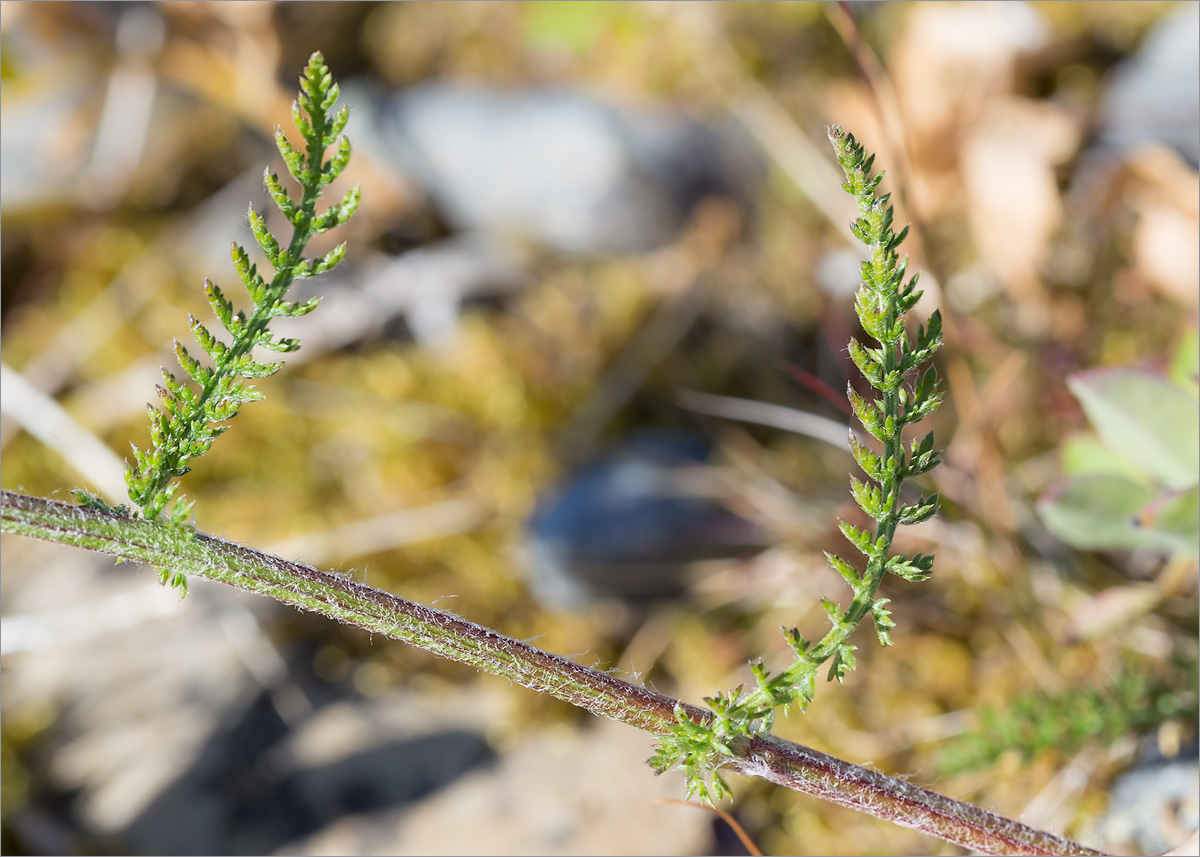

{"left": 732, "top": 736, "right": 1104, "bottom": 856}
{"left": 0, "top": 489, "right": 1106, "bottom": 857}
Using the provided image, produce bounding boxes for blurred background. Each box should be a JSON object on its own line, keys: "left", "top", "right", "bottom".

{"left": 1, "top": 2, "right": 1197, "bottom": 854}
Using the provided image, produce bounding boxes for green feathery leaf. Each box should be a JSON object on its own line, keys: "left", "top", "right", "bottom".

{"left": 650, "top": 124, "right": 944, "bottom": 805}
{"left": 122, "top": 51, "right": 360, "bottom": 554}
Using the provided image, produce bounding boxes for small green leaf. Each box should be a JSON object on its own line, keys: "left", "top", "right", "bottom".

{"left": 1168, "top": 320, "right": 1198, "bottom": 395}
{"left": 158, "top": 566, "right": 189, "bottom": 597}
{"left": 871, "top": 599, "right": 895, "bottom": 646}
{"left": 72, "top": 489, "right": 132, "bottom": 518}
{"left": 204, "top": 280, "right": 235, "bottom": 328}
{"left": 313, "top": 242, "right": 347, "bottom": 274}
{"left": 1134, "top": 486, "right": 1199, "bottom": 554}
{"left": 850, "top": 476, "right": 886, "bottom": 519}
{"left": 234, "top": 356, "right": 283, "bottom": 378}
{"left": 896, "top": 494, "right": 938, "bottom": 525}
{"left": 914, "top": 365, "right": 938, "bottom": 402}
{"left": 837, "top": 519, "right": 875, "bottom": 557}
{"left": 887, "top": 224, "right": 910, "bottom": 254}
{"left": 247, "top": 204, "right": 281, "bottom": 268}
{"left": 848, "top": 430, "right": 884, "bottom": 482}
{"left": 1038, "top": 474, "right": 1196, "bottom": 555}
{"left": 905, "top": 309, "right": 943, "bottom": 369}
{"left": 1068, "top": 368, "right": 1199, "bottom": 491}
{"left": 1060, "top": 433, "right": 1146, "bottom": 482}
{"left": 324, "top": 136, "right": 352, "bottom": 185}
{"left": 263, "top": 169, "right": 299, "bottom": 224}
{"left": 847, "top": 338, "right": 884, "bottom": 386}
{"left": 825, "top": 551, "right": 861, "bottom": 589}
{"left": 189, "top": 317, "right": 225, "bottom": 366}
{"left": 827, "top": 644, "right": 857, "bottom": 682}
{"left": 275, "top": 296, "right": 322, "bottom": 319}
{"left": 275, "top": 126, "right": 307, "bottom": 183}
{"left": 901, "top": 390, "right": 942, "bottom": 426}
{"left": 315, "top": 186, "right": 362, "bottom": 232}
{"left": 886, "top": 552, "right": 935, "bottom": 582}
{"left": 289, "top": 101, "right": 314, "bottom": 144}
{"left": 255, "top": 331, "right": 300, "bottom": 354}
{"left": 848, "top": 385, "right": 886, "bottom": 441}
{"left": 783, "top": 627, "right": 810, "bottom": 658}
{"left": 905, "top": 432, "right": 940, "bottom": 478}
{"left": 174, "top": 341, "right": 212, "bottom": 387}
{"left": 160, "top": 369, "right": 196, "bottom": 410}
{"left": 290, "top": 258, "right": 315, "bottom": 278}
{"left": 329, "top": 103, "right": 350, "bottom": 139}
{"left": 169, "top": 497, "right": 195, "bottom": 526}
{"left": 821, "top": 597, "right": 844, "bottom": 627}
{"left": 856, "top": 288, "right": 887, "bottom": 341}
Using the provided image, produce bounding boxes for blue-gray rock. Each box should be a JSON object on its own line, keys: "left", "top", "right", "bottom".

{"left": 380, "top": 84, "right": 763, "bottom": 255}
{"left": 1098, "top": 5, "right": 1200, "bottom": 166}
{"left": 1101, "top": 739, "right": 1199, "bottom": 855}
{"left": 523, "top": 432, "right": 770, "bottom": 609}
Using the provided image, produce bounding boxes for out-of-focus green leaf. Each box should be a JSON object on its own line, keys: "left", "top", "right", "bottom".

{"left": 1060, "top": 433, "right": 1146, "bottom": 482}
{"left": 1168, "top": 320, "right": 1199, "bottom": 396}
{"left": 1038, "top": 474, "right": 1197, "bottom": 555}
{"left": 1132, "top": 485, "right": 1200, "bottom": 555}
{"left": 1068, "top": 368, "right": 1200, "bottom": 491}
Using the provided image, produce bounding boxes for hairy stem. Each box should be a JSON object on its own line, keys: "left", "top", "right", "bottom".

{"left": 0, "top": 489, "right": 1105, "bottom": 857}
{"left": 732, "top": 736, "right": 1103, "bottom": 857}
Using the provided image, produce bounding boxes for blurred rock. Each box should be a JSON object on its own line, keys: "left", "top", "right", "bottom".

{"left": 523, "top": 431, "right": 770, "bottom": 609}
{"left": 1098, "top": 4, "right": 1200, "bottom": 167}
{"left": 1101, "top": 733, "right": 1199, "bottom": 856}
{"left": 278, "top": 235, "right": 530, "bottom": 353}
{"left": 1066, "top": 13, "right": 1200, "bottom": 310}
{"left": 276, "top": 82, "right": 764, "bottom": 354}
{"left": 379, "top": 84, "right": 764, "bottom": 256}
